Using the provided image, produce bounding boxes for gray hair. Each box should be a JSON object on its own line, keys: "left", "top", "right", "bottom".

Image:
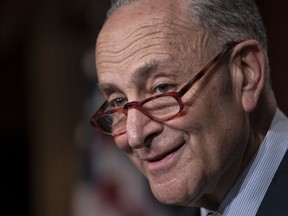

{"left": 107, "top": 0, "right": 270, "bottom": 78}
{"left": 189, "top": 0, "right": 267, "bottom": 47}
{"left": 107, "top": 0, "right": 138, "bottom": 17}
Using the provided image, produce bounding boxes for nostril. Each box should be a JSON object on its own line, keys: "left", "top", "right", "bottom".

{"left": 126, "top": 108, "right": 164, "bottom": 149}
{"left": 143, "top": 132, "right": 160, "bottom": 148}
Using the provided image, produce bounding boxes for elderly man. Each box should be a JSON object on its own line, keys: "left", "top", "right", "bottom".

{"left": 90, "top": 0, "right": 288, "bottom": 215}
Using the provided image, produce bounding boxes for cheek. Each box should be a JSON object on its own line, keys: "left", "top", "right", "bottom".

{"left": 146, "top": 145, "right": 209, "bottom": 205}
{"left": 194, "top": 94, "right": 248, "bottom": 180}
{"left": 169, "top": 75, "right": 247, "bottom": 167}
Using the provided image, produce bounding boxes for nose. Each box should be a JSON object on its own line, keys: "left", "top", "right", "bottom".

{"left": 126, "top": 108, "right": 163, "bottom": 149}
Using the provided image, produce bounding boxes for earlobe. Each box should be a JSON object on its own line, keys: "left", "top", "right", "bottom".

{"left": 231, "top": 40, "right": 266, "bottom": 112}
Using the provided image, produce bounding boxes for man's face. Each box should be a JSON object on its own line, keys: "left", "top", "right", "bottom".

{"left": 96, "top": 0, "right": 249, "bottom": 207}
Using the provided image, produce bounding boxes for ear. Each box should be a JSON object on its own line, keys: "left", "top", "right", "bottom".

{"left": 230, "top": 40, "right": 266, "bottom": 112}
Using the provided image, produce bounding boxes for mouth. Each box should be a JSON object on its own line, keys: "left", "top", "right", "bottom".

{"left": 147, "top": 144, "right": 184, "bottom": 162}
{"left": 143, "top": 142, "right": 185, "bottom": 174}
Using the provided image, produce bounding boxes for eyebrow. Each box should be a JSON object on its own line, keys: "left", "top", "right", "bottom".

{"left": 131, "top": 59, "right": 160, "bottom": 82}
{"left": 98, "top": 82, "right": 120, "bottom": 97}
{"left": 98, "top": 59, "right": 162, "bottom": 95}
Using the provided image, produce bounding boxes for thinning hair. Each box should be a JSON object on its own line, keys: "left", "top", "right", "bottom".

{"left": 107, "top": 0, "right": 138, "bottom": 17}
{"left": 106, "top": 0, "right": 270, "bottom": 79}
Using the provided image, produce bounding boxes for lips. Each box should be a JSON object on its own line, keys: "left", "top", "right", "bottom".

{"left": 146, "top": 143, "right": 184, "bottom": 162}
{"left": 142, "top": 142, "right": 185, "bottom": 174}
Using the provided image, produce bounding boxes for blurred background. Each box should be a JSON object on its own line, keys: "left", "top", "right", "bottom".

{"left": 1, "top": 1, "right": 287, "bottom": 216}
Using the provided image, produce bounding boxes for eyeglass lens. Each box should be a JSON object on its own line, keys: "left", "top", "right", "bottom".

{"left": 97, "top": 95, "right": 181, "bottom": 135}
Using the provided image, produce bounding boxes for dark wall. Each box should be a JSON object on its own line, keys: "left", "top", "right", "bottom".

{"left": 257, "top": 1, "right": 288, "bottom": 115}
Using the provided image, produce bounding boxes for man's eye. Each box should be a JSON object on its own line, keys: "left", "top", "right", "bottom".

{"left": 155, "top": 84, "right": 174, "bottom": 93}
{"left": 110, "top": 98, "right": 126, "bottom": 108}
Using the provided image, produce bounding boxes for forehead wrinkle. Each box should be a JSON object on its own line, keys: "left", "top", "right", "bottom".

{"left": 97, "top": 27, "right": 177, "bottom": 65}
{"left": 97, "top": 21, "right": 199, "bottom": 57}
{"left": 97, "top": 23, "right": 158, "bottom": 57}
{"left": 96, "top": 8, "right": 201, "bottom": 63}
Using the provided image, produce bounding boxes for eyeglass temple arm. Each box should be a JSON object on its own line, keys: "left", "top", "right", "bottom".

{"left": 177, "top": 41, "right": 238, "bottom": 97}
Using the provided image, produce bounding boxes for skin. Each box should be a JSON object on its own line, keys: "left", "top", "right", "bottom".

{"left": 95, "top": 0, "right": 277, "bottom": 210}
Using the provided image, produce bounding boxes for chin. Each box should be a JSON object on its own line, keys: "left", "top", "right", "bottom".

{"left": 152, "top": 189, "right": 192, "bottom": 206}
{"left": 149, "top": 179, "right": 197, "bottom": 206}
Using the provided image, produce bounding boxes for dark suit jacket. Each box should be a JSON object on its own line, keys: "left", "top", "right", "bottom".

{"left": 256, "top": 150, "right": 288, "bottom": 215}
{"left": 189, "top": 150, "right": 288, "bottom": 216}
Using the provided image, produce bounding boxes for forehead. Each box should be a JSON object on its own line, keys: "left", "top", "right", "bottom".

{"left": 95, "top": 0, "right": 208, "bottom": 88}
{"left": 101, "top": 0, "right": 192, "bottom": 37}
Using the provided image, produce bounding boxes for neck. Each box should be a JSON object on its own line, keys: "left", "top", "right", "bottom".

{"left": 250, "top": 90, "right": 277, "bottom": 144}
{"left": 239, "top": 89, "right": 277, "bottom": 179}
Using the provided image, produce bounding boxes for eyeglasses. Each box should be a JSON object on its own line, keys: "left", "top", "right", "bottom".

{"left": 90, "top": 41, "right": 239, "bottom": 136}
